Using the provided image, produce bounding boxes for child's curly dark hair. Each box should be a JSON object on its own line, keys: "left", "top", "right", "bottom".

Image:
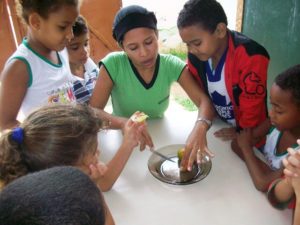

{"left": 177, "top": 0, "right": 227, "bottom": 33}
{"left": 275, "top": 64, "right": 300, "bottom": 105}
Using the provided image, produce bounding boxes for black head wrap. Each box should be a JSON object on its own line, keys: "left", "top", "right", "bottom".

{"left": 112, "top": 5, "right": 157, "bottom": 43}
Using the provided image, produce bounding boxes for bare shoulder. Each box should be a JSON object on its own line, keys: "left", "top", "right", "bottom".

{"left": 1, "top": 58, "right": 30, "bottom": 84}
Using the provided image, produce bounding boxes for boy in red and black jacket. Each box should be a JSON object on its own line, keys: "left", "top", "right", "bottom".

{"left": 177, "top": 0, "right": 269, "bottom": 143}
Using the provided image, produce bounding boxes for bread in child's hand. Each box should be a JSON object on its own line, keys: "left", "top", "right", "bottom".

{"left": 130, "top": 111, "right": 149, "bottom": 123}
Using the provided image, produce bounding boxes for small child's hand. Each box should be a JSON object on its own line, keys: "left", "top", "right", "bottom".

{"left": 285, "top": 145, "right": 300, "bottom": 196}
{"left": 214, "top": 127, "right": 236, "bottom": 141}
{"left": 137, "top": 124, "right": 153, "bottom": 151}
{"left": 88, "top": 161, "right": 108, "bottom": 183}
{"left": 122, "top": 119, "right": 142, "bottom": 150}
{"left": 236, "top": 128, "right": 253, "bottom": 151}
{"left": 283, "top": 144, "right": 300, "bottom": 178}
{"left": 122, "top": 111, "right": 153, "bottom": 151}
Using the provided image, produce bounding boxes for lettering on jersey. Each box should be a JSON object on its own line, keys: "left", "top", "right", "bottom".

{"left": 211, "top": 91, "right": 234, "bottom": 121}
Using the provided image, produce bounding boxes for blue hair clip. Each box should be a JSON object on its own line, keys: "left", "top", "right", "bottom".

{"left": 11, "top": 127, "right": 24, "bottom": 144}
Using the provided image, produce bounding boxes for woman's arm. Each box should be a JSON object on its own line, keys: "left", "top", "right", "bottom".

{"left": 90, "top": 66, "right": 113, "bottom": 110}
{"left": 89, "top": 66, "right": 127, "bottom": 129}
{"left": 0, "top": 60, "right": 29, "bottom": 131}
{"left": 89, "top": 66, "right": 153, "bottom": 148}
{"left": 178, "top": 67, "right": 216, "bottom": 171}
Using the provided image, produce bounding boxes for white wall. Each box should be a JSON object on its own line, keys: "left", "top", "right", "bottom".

{"left": 122, "top": 0, "right": 237, "bottom": 30}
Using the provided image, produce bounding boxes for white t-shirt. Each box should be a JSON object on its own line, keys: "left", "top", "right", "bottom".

{"left": 7, "top": 39, "right": 76, "bottom": 121}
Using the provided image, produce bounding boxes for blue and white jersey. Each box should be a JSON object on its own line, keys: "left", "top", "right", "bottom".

{"left": 72, "top": 58, "right": 99, "bottom": 104}
{"left": 205, "top": 52, "right": 236, "bottom": 126}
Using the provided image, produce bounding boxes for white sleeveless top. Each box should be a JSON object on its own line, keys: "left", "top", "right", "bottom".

{"left": 263, "top": 127, "right": 299, "bottom": 170}
{"left": 7, "top": 39, "right": 76, "bottom": 121}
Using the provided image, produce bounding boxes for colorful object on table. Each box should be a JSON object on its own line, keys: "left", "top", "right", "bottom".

{"left": 177, "top": 147, "right": 185, "bottom": 161}
{"left": 130, "top": 111, "right": 149, "bottom": 123}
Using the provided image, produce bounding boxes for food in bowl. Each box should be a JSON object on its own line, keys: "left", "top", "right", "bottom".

{"left": 177, "top": 148, "right": 185, "bottom": 161}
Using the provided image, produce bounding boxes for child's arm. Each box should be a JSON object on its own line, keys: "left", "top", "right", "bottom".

{"left": 292, "top": 177, "right": 300, "bottom": 225}
{"left": 93, "top": 119, "right": 142, "bottom": 191}
{"left": 294, "top": 201, "right": 300, "bottom": 225}
{"left": 0, "top": 60, "right": 29, "bottom": 130}
{"left": 92, "top": 107, "right": 153, "bottom": 150}
{"left": 103, "top": 197, "right": 115, "bottom": 225}
{"left": 284, "top": 147, "right": 300, "bottom": 197}
{"left": 267, "top": 177, "right": 295, "bottom": 209}
{"left": 251, "top": 118, "right": 271, "bottom": 144}
{"left": 267, "top": 149, "right": 300, "bottom": 213}
{"left": 232, "top": 119, "right": 271, "bottom": 160}
{"left": 178, "top": 67, "right": 215, "bottom": 171}
{"left": 236, "top": 129, "right": 283, "bottom": 191}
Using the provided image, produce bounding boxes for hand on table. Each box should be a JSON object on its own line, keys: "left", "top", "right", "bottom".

{"left": 214, "top": 127, "right": 236, "bottom": 141}
{"left": 236, "top": 128, "right": 253, "bottom": 153}
{"left": 181, "top": 122, "right": 214, "bottom": 172}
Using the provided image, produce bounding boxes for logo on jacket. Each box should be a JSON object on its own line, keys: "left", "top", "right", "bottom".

{"left": 243, "top": 72, "right": 265, "bottom": 96}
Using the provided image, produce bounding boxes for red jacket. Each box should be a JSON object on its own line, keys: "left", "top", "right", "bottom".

{"left": 188, "top": 30, "right": 270, "bottom": 130}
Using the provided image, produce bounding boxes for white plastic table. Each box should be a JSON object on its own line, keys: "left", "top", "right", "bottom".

{"left": 99, "top": 103, "right": 292, "bottom": 225}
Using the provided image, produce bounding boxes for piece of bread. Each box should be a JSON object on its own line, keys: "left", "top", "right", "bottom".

{"left": 130, "top": 111, "right": 149, "bottom": 123}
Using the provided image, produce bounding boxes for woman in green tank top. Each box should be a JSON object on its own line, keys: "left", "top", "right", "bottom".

{"left": 90, "top": 5, "right": 215, "bottom": 171}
